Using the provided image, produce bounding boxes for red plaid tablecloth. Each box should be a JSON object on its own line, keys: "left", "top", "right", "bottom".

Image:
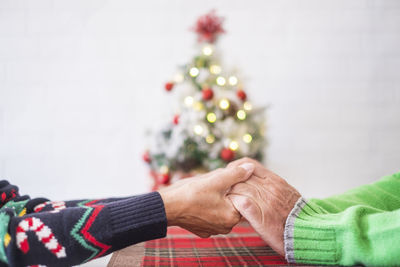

{"left": 109, "top": 223, "right": 299, "bottom": 266}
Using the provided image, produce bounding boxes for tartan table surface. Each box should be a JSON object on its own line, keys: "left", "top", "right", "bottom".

{"left": 109, "top": 223, "right": 302, "bottom": 266}
{"left": 143, "top": 224, "right": 288, "bottom": 267}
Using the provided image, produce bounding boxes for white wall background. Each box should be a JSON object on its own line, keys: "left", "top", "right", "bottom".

{"left": 0, "top": 0, "right": 400, "bottom": 259}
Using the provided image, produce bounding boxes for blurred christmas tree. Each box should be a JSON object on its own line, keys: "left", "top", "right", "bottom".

{"left": 144, "top": 11, "right": 267, "bottom": 189}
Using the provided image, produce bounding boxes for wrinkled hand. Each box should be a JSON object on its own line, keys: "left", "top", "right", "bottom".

{"left": 159, "top": 163, "right": 254, "bottom": 238}
{"left": 227, "top": 158, "right": 301, "bottom": 256}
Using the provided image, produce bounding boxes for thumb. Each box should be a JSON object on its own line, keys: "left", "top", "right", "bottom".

{"left": 214, "top": 163, "right": 254, "bottom": 192}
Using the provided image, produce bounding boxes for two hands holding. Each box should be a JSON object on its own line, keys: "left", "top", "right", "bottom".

{"left": 158, "top": 158, "right": 301, "bottom": 256}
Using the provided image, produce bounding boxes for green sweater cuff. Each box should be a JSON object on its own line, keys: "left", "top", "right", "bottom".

{"left": 284, "top": 197, "right": 338, "bottom": 265}
{"left": 284, "top": 173, "right": 400, "bottom": 266}
{"left": 284, "top": 197, "right": 305, "bottom": 263}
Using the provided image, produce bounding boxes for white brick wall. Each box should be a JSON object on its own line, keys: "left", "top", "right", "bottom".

{"left": 0, "top": 0, "right": 399, "bottom": 209}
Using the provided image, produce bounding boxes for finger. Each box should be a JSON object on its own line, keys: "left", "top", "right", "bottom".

{"left": 213, "top": 163, "right": 254, "bottom": 192}
{"left": 227, "top": 158, "right": 266, "bottom": 178}
{"left": 228, "top": 194, "right": 262, "bottom": 223}
{"left": 229, "top": 182, "right": 261, "bottom": 202}
{"left": 227, "top": 157, "right": 258, "bottom": 169}
{"left": 229, "top": 182, "right": 253, "bottom": 196}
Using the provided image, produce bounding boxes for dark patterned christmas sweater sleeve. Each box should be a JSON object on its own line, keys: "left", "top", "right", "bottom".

{"left": 0, "top": 180, "right": 167, "bottom": 267}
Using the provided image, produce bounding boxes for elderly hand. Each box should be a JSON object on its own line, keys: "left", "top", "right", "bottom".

{"left": 158, "top": 163, "right": 254, "bottom": 238}
{"left": 227, "top": 158, "right": 301, "bottom": 256}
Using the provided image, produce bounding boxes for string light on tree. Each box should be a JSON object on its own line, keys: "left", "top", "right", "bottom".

{"left": 216, "top": 76, "right": 226, "bottom": 86}
{"left": 210, "top": 64, "right": 221, "bottom": 74}
{"left": 194, "top": 101, "right": 204, "bottom": 111}
{"left": 202, "top": 45, "right": 213, "bottom": 56}
{"left": 219, "top": 98, "right": 230, "bottom": 110}
{"left": 189, "top": 67, "right": 200, "bottom": 77}
{"left": 229, "top": 140, "right": 239, "bottom": 151}
{"left": 160, "top": 165, "right": 169, "bottom": 174}
{"left": 228, "top": 76, "right": 238, "bottom": 86}
{"left": 243, "top": 101, "right": 252, "bottom": 111}
{"left": 205, "top": 134, "right": 215, "bottom": 144}
{"left": 206, "top": 112, "right": 217, "bottom": 123}
{"left": 194, "top": 125, "right": 204, "bottom": 135}
{"left": 237, "top": 109, "right": 246, "bottom": 120}
{"left": 243, "top": 134, "right": 252, "bottom": 143}
{"left": 184, "top": 96, "right": 194, "bottom": 107}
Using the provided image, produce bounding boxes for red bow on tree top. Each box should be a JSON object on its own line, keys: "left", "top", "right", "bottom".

{"left": 192, "top": 10, "right": 225, "bottom": 43}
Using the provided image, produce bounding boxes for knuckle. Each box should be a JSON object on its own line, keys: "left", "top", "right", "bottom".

{"left": 240, "top": 197, "right": 254, "bottom": 210}
{"left": 198, "top": 232, "right": 210, "bottom": 238}
{"left": 221, "top": 227, "right": 232, "bottom": 235}
{"left": 269, "top": 185, "right": 280, "bottom": 195}
{"left": 242, "top": 157, "right": 258, "bottom": 165}
{"left": 211, "top": 168, "right": 224, "bottom": 176}
{"left": 228, "top": 157, "right": 253, "bottom": 168}
{"left": 224, "top": 212, "right": 240, "bottom": 227}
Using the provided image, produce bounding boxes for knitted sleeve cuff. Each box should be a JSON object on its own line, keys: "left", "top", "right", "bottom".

{"left": 284, "top": 197, "right": 339, "bottom": 265}
{"left": 106, "top": 191, "right": 167, "bottom": 250}
{"left": 284, "top": 197, "right": 307, "bottom": 263}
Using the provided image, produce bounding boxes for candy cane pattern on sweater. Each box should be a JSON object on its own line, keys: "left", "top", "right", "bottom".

{"left": 33, "top": 201, "right": 66, "bottom": 213}
{"left": 16, "top": 217, "right": 66, "bottom": 258}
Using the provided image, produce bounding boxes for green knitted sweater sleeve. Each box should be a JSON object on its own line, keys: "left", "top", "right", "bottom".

{"left": 311, "top": 172, "right": 400, "bottom": 213}
{"left": 284, "top": 172, "right": 400, "bottom": 266}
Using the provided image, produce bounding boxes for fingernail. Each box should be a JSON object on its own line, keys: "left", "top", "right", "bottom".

{"left": 239, "top": 163, "right": 254, "bottom": 172}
